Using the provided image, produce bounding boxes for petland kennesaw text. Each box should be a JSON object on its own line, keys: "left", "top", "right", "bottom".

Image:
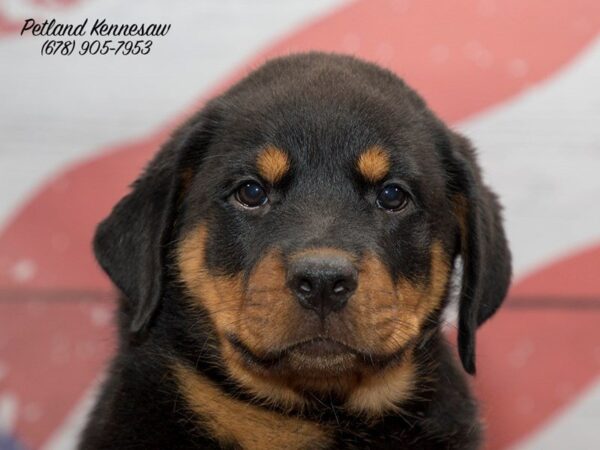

{"left": 21, "top": 19, "right": 171, "bottom": 37}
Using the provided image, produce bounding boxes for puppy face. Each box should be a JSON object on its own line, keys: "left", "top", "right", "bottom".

{"left": 94, "top": 53, "right": 510, "bottom": 412}
{"left": 176, "top": 94, "right": 454, "bottom": 388}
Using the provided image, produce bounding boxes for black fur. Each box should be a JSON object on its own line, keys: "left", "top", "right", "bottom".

{"left": 81, "top": 52, "right": 511, "bottom": 449}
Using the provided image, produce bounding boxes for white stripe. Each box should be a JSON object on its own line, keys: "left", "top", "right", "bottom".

{"left": 40, "top": 377, "right": 103, "bottom": 450}
{"left": 459, "top": 36, "right": 600, "bottom": 276}
{"left": 513, "top": 377, "right": 600, "bottom": 450}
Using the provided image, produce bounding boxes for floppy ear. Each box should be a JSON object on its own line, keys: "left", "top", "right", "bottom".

{"left": 448, "top": 133, "right": 512, "bottom": 374}
{"left": 93, "top": 108, "right": 217, "bottom": 336}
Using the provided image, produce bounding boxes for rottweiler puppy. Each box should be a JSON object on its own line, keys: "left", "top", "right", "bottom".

{"left": 80, "top": 52, "right": 511, "bottom": 450}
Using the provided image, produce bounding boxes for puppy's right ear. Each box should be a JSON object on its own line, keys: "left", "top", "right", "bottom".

{"left": 446, "top": 132, "right": 512, "bottom": 375}
{"left": 93, "top": 107, "right": 219, "bottom": 336}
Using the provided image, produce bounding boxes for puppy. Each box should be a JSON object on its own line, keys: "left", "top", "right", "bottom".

{"left": 80, "top": 52, "right": 511, "bottom": 450}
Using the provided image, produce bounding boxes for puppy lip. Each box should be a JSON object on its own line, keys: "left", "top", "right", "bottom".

{"left": 288, "top": 337, "right": 354, "bottom": 357}
{"left": 228, "top": 335, "right": 360, "bottom": 365}
{"left": 227, "top": 334, "right": 356, "bottom": 368}
{"left": 227, "top": 334, "right": 406, "bottom": 371}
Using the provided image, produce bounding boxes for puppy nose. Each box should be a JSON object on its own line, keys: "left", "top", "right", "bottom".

{"left": 287, "top": 255, "right": 357, "bottom": 319}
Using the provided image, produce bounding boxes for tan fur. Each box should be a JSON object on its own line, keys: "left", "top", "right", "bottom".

{"left": 180, "top": 168, "right": 194, "bottom": 192}
{"left": 342, "top": 243, "right": 448, "bottom": 416}
{"left": 452, "top": 194, "right": 469, "bottom": 251}
{"left": 396, "top": 241, "right": 450, "bottom": 336}
{"left": 345, "top": 352, "right": 415, "bottom": 417}
{"left": 239, "top": 249, "right": 299, "bottom": 354}
{"left": 173, "top": 363, "right": 332, "bottom": 450}
{"left": 177, "top": 225, "right": 449, "bottom": 417}
{"left": 356, "top": 146, "right": 390, "bottom": 183}
{"left": 222, "top": 339, "right": 308, "bottom": 411}
{"left": 178, "top": 229, "right": 311, "bottom": 409}
{"left": 256, "top": 146, "right": 290, "bottom": 184}
{"left": 349, "top": 252, "right": 400, "bottom": 353}
{"left": 177, "top": 225, "right": 244, "bottom": 340}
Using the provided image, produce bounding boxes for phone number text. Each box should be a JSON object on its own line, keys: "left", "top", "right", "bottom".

{"left": 40, "top": 39, "right": 153, "bottom": 56}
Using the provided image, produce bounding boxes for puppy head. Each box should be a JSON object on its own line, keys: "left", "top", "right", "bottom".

{"left": 94, "top": 53, "right": 510, "bottom": 404}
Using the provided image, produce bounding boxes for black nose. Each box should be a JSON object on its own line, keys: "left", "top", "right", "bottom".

{"left": 287, "top": 254, "right": 357, "bottom": 319}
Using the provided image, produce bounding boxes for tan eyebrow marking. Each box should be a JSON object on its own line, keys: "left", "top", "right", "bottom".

{"left": 356, "top": 146, "right": 390, "bottom": 183}
{"left": 256, "top": 146, "right": 290, "bottom": 184}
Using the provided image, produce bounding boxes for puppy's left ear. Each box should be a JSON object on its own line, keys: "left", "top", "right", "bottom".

{"left": 447, "top": 132, "right": 512, "bottom": 375}
{"left": 93, "top": 107, "right": 217, "bottom": 336}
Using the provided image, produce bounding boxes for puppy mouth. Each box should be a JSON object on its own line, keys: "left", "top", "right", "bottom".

{"left": 227, "top": 335, "right": 405, "bottom": 373}
{"left": 290, "top": 338, "right": 353, "bottom": 357}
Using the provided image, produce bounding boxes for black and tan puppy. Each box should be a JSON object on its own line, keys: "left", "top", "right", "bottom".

{"left": 80, "top": 52, "right": 511, "bottom": 449}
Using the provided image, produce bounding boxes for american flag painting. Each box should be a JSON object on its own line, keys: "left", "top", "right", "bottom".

{"left": 1, "top": 0, "right": 599, "bottom": 448}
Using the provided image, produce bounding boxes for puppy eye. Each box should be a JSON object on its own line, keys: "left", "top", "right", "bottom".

{"left": 235, "top": 181, "right": 268, "bottom": 208}
{"left": 376, "top": 184, "right": 409, "bottom": 211}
